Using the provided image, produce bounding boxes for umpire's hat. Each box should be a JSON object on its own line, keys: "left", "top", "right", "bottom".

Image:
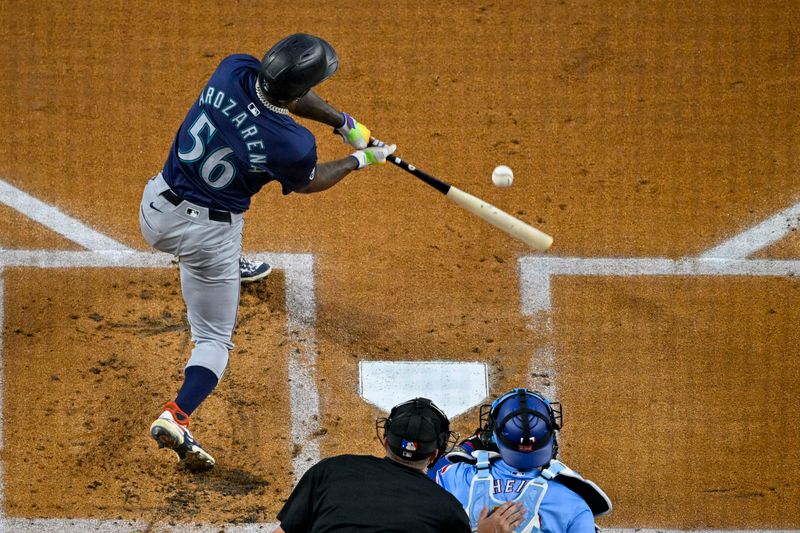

{"left": 377, "top": 398, "right": 456, "bottom": 461}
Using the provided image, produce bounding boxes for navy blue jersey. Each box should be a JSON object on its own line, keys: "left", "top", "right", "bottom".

{"left": 162, "top": 54, "right": 317, "bottom": 213}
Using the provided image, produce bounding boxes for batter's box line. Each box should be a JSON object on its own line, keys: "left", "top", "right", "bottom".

{"left": 517, "top": 256, "right": 800, "bottom": 400}
{"left": 0, "top": 249, "right": 320, "bottom": 529}
{"left": 519, "top": 257, "right": 800, "bottom": 315}
{"left": 516, "top": 196, "right": 800, "bottom": 399}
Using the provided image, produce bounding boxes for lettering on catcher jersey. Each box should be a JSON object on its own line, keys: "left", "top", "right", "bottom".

{"left": 493, "top": 478, "right": 531, "bottom": 495}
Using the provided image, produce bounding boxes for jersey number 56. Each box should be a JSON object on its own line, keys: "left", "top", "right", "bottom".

{"left": 178, "top": 112, "right": 237, "bottom": 190}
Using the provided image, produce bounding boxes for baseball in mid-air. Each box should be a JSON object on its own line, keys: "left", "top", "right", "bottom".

{"left": 491, "top": 165, "right": 514, "bottom": 187}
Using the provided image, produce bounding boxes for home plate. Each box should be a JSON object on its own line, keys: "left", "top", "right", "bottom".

{"left": 359, "top": 361, "right": 488, "bottom": 418}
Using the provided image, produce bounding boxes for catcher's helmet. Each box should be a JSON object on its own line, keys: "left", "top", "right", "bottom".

{"left": 480, "top": 388, "right": 562, "bottom": 471}
{"left": 258, "top": 33, "right": 339, "bottom": 100}
{"left": 376, "top": 398, "right": 458, "bottom": 463}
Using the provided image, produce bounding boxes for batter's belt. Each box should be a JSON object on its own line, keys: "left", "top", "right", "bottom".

{"left": 160, "top": 188, "right": 232, "bottom": 224}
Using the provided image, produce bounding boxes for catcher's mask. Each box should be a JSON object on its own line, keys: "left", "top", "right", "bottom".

{"left": 376, "top": 398, "right": 458, "bottom": 465}
{"left": 258, "top": 33, "right": 339, "bottom": 100}
{"left": 480, "top": 388, "right": 562, "bottom": 471}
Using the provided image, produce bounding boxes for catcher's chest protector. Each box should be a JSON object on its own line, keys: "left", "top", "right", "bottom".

{"left": 466, "top": 451, "right": 547, "bottom": 533}
{"left": 465, "top": 452, "right": 613, "bottom": 532}
{"left": 540, "top": 461, "right": 612, "bottom": 517}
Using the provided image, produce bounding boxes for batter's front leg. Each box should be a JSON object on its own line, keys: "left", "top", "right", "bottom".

{"left": 149, "top": 217, "right": 243, "bottom": 471}
{"left": 178, "top": 225, "right": 243, "bottom": 389}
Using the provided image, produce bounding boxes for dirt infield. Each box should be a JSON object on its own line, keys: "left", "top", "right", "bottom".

{"left": 1, "top": 0, "right": 799, "bottom": 529}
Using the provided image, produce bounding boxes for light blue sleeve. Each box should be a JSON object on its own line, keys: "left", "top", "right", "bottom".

{"left": 539, "top": 480, "right": 597, "bottom": 533}
{"left": 566, "top": 508, "right": 596, "bottom": 533}
{"left": 427, "top": 454, "right": 453, "bottom": 480}
{"left": 435, "top": 462, "right": 475, "bottom": 508}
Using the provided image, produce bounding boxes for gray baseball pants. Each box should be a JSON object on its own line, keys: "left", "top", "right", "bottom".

{"left": 139, "top": 173, "right": 243, "bottom": 379}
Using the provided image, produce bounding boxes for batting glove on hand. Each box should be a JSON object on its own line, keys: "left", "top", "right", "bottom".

{"left": 335, "top": 112, "right": 371, "bottom": 149}
{"left": 351, "top": 141, "right": 396, "bottom": 169}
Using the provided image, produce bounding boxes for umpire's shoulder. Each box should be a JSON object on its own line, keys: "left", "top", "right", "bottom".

{"left": 314, "top": 453, "right": 380, "bottom": 470}
{"left": 322, "top": 453, "right": 377, "bottom": 463}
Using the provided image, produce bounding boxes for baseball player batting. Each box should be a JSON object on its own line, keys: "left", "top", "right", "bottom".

{"left": 139, "top": 33, "right": 395, "bottom": 471}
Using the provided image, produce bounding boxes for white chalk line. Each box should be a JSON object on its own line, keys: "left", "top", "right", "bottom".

{"left": 253, "top": 253, "right": 321, "bottom": 482}
{"left": 519, "top": 198, "right": 800, "bottom": 318}
{"left": 519, "top": 257, "right": 800, "bottom": 315}
{"left": 0, "top": 249, "right": 318, "bottom": 529}
{"left": 700, "top": 200, "right": 800, "bottom": 259}
{"left": 0, "top": 178, "right": 130, "bottom": 252}
{"left": 519, "top": 256, "right": 800, "bottom": 399}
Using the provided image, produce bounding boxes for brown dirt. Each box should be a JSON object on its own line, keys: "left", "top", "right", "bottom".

{"left": 1, "top": 0, "right": 799, "bottom": 528}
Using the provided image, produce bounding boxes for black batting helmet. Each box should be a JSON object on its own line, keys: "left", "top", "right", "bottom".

{"left": 258, "top": 33, "right": 339, "bottom": 100}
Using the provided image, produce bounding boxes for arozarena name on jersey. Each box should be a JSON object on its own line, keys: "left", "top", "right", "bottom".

{"left": 198, "top": 86, "right": 267, "bottom": 173}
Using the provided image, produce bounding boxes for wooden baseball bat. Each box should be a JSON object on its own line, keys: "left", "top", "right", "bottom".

{"left": 382, "top": 151, "right": 553, "bottom": 252}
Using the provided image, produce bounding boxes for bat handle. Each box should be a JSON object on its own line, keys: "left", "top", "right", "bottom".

{"left": 384, "top": 154, "right": 451, "bottom": 195}
{"left": 366, "top": 137, "right": 400, "bottom": 164}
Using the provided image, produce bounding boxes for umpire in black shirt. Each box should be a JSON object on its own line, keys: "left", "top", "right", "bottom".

{"left": 274, "top": 398, "right": 471, "bottom": 532}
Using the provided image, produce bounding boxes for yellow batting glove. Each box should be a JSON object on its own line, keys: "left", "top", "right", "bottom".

{"left": 351, "top": 141, "right": 397, "bottom": 169}
{"left": 336, "top": 112, "right": 371, "bottom": 149}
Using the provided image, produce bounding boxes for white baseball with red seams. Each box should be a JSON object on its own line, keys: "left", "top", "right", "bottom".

{"left": 492, "top": 165, "right": 513, "bottom": 187}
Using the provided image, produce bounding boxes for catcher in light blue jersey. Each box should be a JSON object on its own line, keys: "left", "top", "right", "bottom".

{"left": 434, "top": 389, "right": 612, "bottom": 533}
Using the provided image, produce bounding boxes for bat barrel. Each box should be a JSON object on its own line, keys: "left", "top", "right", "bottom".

{"left": 446, "top": 187, "right": 553, "bottom": 252}
{"left": 377, "top": 142, "right": 553, "bottom": 251}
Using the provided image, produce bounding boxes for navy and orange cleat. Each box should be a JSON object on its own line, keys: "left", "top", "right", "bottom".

{"left": 150, "top": 401, "right": 215, "bottom": 472}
